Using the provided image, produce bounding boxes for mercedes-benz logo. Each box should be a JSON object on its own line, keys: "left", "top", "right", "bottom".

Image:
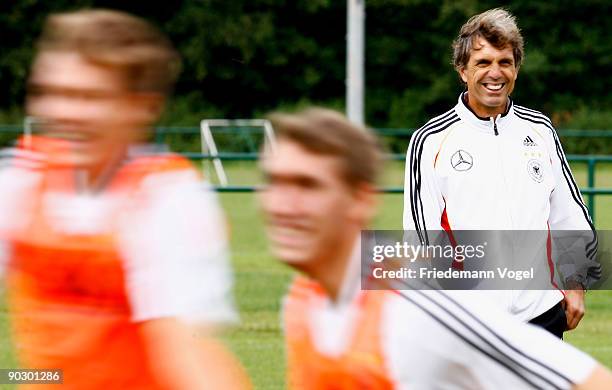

{"left": 451, "top": 150, "right": 473, "bottom": 171}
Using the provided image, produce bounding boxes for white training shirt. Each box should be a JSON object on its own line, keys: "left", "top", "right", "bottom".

{"left": 283, "top": 248, "right": 597, "bottom": 390}
{"left": 403, "top": 93, "right": 599, "bottom": 321}
{"left": 0, "top": 149, "right": 237, "bottom": 326}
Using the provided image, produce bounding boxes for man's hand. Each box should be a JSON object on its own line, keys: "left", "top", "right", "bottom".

{"left": 562, "top": 286, "right": 585, "bottom": 331}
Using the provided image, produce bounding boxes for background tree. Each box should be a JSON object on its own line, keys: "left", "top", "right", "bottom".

{"left": 0, "top": 0, "right": 609, "bottom": 133}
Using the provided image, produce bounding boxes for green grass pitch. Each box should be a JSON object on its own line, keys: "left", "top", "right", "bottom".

{"left": 1, "top": 161, "right": 611, "bottom": 389}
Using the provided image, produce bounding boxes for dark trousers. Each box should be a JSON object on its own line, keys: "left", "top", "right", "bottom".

{"left": 528, "top": 302, "right": 567, "bottom": 339}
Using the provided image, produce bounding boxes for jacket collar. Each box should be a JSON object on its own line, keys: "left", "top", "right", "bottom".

{"left": 454, "top": 92, "right": 514, "bottom": 134}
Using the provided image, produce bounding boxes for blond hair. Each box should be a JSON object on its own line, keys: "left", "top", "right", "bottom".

{"left": 37, "top": 9, "right": 181, "bottom": 94}
{"left": 268, "top": 107, "right": 382, "bottom": 187}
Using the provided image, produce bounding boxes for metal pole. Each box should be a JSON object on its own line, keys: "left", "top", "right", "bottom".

{"left": 346, "top": 0, "right": 365, "bottom": 125}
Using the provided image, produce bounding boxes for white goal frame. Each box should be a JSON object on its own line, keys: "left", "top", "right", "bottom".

{"left": 199, "top": 119, "right": 276, "bottom": 187}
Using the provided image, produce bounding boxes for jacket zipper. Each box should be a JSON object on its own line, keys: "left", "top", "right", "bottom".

{"left": 490, "top": 115, "right": 500, "bottom": 136}
{"left": 491, "top": 114, "right": 515, "bottom": 227}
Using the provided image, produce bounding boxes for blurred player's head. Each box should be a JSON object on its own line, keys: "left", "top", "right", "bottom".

{"left": 452, "top": 8, "right": 523, "bottom": 117}
{"left": 26, "top": 9, "right": 181, "bottom": 172}
{"left": 260, "top": 108, "right": 381, "bottom": 272}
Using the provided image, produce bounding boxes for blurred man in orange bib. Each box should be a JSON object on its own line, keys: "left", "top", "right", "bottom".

{"left": 260, "top": 108, "right": 393, "bottom": 389}
{"left": 0, "top": 9, "right": 250, "bottom": 389}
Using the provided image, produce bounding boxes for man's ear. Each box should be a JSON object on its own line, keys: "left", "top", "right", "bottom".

{"left": 349, "top": 182, "right": 378, "bottom": 225}
{"left": 459, "top": 67, "right": 468, "bottom": 83}
{"left": 145, "top": 93, "right": 166, "bottom": 118}
{"left": 130, "top": 92, "right": 166, "bottom": 123}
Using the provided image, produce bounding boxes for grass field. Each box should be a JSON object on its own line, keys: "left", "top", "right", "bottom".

{"left": 1, "top": 160, "right": 611, "bottom": 389}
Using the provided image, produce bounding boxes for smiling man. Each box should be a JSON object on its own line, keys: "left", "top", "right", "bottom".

{"left": 403, "top": 8, "right": 599, "bottom": 338}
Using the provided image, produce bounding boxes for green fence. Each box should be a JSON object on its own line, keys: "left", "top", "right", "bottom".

{"left": 1, "top": 125, "right": 611, "bottom": 223}
{"left": 192, "top": 152, "right": 612, "bottom": 222}
{"left": 154, "top": 126, "right": 612, "bottom": 224}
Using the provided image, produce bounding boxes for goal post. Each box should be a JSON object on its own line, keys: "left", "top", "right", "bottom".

{"left": 22, "top": 116, "right": 39, "bottom": 148}
{"left": 199, "top": 119, "right": 276, "bottom": 187}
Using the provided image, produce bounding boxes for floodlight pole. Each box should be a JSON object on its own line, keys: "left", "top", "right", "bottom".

{"left": 346, "top": 0, "right": 365, "bottom": 125}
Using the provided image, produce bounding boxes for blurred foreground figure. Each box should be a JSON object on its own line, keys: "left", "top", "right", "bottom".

{"left": 260, "top": 108, "right": 611, "bottom": 389}
{"left": 0, "top": 9, "right": 250, "bottom": 389}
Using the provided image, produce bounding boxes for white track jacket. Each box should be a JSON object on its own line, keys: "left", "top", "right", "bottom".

{"left": 403, "top": 93, "right": 599, "bottom": 321}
